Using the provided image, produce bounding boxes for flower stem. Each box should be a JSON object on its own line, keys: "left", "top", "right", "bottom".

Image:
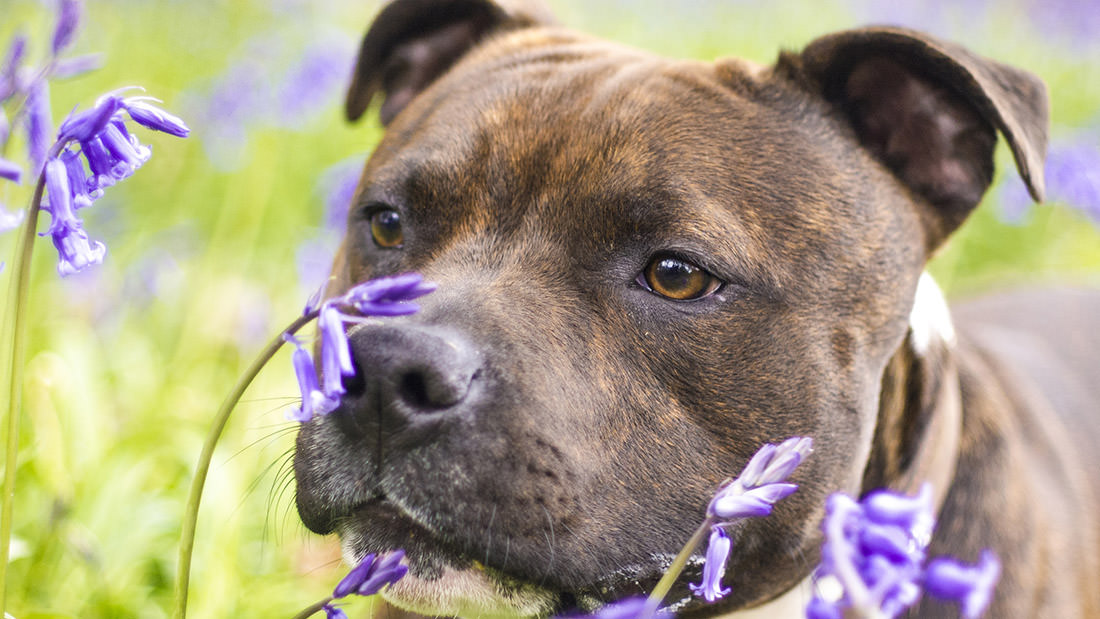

{"left": 172, "top": 311, "right": 317, "bottom": 619}
{"left": 641, "top": 517, "right": 713, "bottom": 616}
{"left": 0, "top": 153, "right": 51, "bottom": 614}
{"left": 289, "top": 595, "right": 335, "bottom": 619}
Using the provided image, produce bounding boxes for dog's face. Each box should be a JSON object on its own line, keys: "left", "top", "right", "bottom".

{"left": 294, "top": 2, "right": 1047, "bottom": 616}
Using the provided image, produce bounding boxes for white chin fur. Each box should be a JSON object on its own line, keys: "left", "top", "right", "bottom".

{"left": 908, "top": 272, "right": 956, "bottom": 356}
{"left": 341, "top": 543, "right": 556, "bottom": 618}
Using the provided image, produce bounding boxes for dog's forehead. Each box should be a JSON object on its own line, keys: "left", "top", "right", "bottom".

{"left": 356, "top": 28, "right": 897, "bottom": 296}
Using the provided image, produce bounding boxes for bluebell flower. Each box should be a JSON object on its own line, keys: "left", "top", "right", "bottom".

{"left": 284, "top": 333, "right": 338, "bottom": 422}
{"left": 0, "top": 34, "right": 27, "bottom": 102}
{"left": 50, "top": 53, "right": 102, "bottom": 80}
{"left": 24, "top": 79, "right": 52, "bottom": 173}
{"left": 687, "top": 437, "right": 812, "bottom": 604}
{"left": 288, "top": 275, "right": 435, "bottom": 422}
{"left": 51, "top": 0, "right": 83, "bottom": 56}
{"left": 43, "top": 157, "right": 105, "bottom": 275}
{"left": 809, "top": 484, "right": 999, "bottom": 618}
{"left": 332, "top": 550, "right": 408, "bottom": 599}
{"left": 321, "top": 603, "right": 348, "bottom": 619}
{"left": 706, "top": 436, "right": 812, "bottom": 520}
{"left": 923, "top": 550, "right": 1000, "bottom": 619}
{"left": 122, "top": 96, "right": 191, "bottom": 138}
{"left": 0, "top": 157, "right": 21, "bottom": 183}
{"left": 689, "top": 527, "right": 732, "bottom": 602}
{"left": 318, "top": 304, "right": 355, "bottom": 398}
{"left": 31, "top": 90, "right": 188, "bottom": 275}
{"left": 338, "top": 273, "right": 438, "bottom": 317}
{"left": 275, "top": 39, "right": 353, "bottom": 125}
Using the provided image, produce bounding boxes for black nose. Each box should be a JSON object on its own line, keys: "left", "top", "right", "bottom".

{"left": 340, "top": 323, "right": 481, "bottom": 432}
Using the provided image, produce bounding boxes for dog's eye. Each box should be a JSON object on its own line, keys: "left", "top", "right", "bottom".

{"left": 638, "top": 255, "right": 721, "bottom": 301}
{"left": 370, "top": 209, "right": 404, "bottom": 248}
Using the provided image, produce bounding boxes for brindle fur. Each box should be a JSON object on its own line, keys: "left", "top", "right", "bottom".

{"left": 294, "top": 2, "right": 1100, "bottom": 616}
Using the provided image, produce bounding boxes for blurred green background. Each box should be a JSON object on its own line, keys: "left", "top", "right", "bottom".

{"left": 0, "top": 0, "right": 1097, "bottom": 617}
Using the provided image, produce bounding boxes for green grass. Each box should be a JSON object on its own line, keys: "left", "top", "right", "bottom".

{"left": 1, "top": 0, "right": 1098, "bottom": 617}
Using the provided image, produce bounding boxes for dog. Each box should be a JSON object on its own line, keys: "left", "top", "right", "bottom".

{"left": 293, "top": 1, "right": 1100, "bottom": 616}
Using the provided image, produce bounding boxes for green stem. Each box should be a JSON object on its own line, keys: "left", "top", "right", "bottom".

{"left": 0, "top": 156, "right": 50, "bottom": 615}
{"left": 172, "top": 311, "right": 316, "bottom": 619}
{"left": 289, "top": 595, "right": 335, "bottom": 619}
{"left": 641, "top": 517, "right": 713, "bottom": 616}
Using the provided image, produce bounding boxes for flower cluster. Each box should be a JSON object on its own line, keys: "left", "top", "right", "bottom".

{"left": 286, "top": 273, "right": 436, "bottom": 422}
{"left": 1, "top": 1, "right": 187, "bottom": 277}
{"left": 691, "top": 436, "right": 813, "bottom": 602}
{"left": 2, "top": 0, "right": 100, "bottom": 210}
{"left": 808, "top": 484, "right": 999, "bottom": 619}
{"left": 42, "top": 91, "right": 189, "bottom": 275}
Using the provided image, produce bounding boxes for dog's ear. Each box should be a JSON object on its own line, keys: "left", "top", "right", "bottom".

{"left": 781, "top": 27, "right": 1048, "bottom": 249}
{"left": 346, "top": 0, "right": 555, "bottom": 125}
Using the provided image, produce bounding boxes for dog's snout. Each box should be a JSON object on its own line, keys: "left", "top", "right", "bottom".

{"left": 342, "top": 324, "right": 481, "bottom": 429}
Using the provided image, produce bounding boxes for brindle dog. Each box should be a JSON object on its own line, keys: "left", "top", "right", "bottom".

{"left": 294, "top": 1, "right": 1100, "bottom": 616}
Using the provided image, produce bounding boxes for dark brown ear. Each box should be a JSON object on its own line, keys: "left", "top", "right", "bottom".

{"left": 782, "top": 27, "right": 1049, "bottom": 248}
{"left": 346, "top": 0, "right": 556, "bottom": 125}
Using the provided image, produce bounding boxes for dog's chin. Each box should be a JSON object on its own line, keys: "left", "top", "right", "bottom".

{"left": 336, "top": 500, "right": 560, "bottom": 617}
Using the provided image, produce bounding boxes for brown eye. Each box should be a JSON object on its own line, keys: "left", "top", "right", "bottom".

{"left": 370, "top": 209, "right": 403, "bottom": 248}
{"left": 641, "top": 255, "right": 721, "bottom": 300}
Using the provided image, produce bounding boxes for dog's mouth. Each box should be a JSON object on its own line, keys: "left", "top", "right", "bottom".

{"left": 334, "top": 496, "right": 672, "bottom": 617}
{"left": 336, "top": 497, "right": 563, "bottom": 616}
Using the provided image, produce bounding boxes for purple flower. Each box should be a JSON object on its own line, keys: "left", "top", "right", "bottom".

{"left": 318, "top": 155, "right": 365, "bottom": 231}
{"left": 0, "top": 157, "right": 21, "bottom": 183}
{"left": 689, "top": 527, "right": 732, "bottom": 602}
{"left": 59, "top": 95, "right": 121, "bottom": 142}
{"left": 275, "top": 39, "right": 353, "bottom": 125}
{"left": 288, "top": 275, "right": 435, "bottom": 422}
{"left": 123, "top": 97, "right": 191, "bottom": 138}
{"left": 710, "top": 482, "right": 799, "bottom": 520}
{"left": 42, "top": 157, "right": 105, "bottom": 275}
{"left": 50, "top": 220, "right": 105, "bottom": 276}
{"left": 24, "top": 78, "right": 52, "bottom": 173}
{"left": 322, "top": 603, "right": 348, "bottom": 619}
{"left": 51, "top": 0, "right": 83, "bottom": 56}
{"left": 338, "top": 273, "right": 438, "bottom": 317}
{"left": 706, "top": 436, "right": 812, "bottom": 520}
{"left": 685, "top": 437, "right": 811, "bottom": 604}
{"left": 284, "top": 333, "right": 338, "bottom": 422}
{"left": 333, "top": 550, "right": 408, "bottom": 599}
{"left": 318, "top": 304, "right": 355, "bottom": 397}
{"left": 0, "top": 34, "right": 27, "bottom": 102}
{"left": 810, "top": 484, "right": 999, "bottom": 618}
{"left": 923, "top": 550, "right": 1000, "bottom": 619}
{"left": 51, "top": 53, "right": 102, "bottom": 80}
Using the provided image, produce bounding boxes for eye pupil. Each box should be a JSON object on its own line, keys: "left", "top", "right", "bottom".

{"left": 370, "top": 209, "right": 403, "bottom": 248}
{"left": 643, "top": 255, "right": 719, "bottom": 300}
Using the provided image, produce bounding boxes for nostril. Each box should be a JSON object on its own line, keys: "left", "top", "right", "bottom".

{"left": 398, "top": 371, "right": 431, "bottom": 409}
{"left": 397, "top": 366, "right": 469, "bottom": 410}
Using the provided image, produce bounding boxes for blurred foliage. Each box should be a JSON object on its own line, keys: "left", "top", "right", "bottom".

{"left": 0, "top": 0, "right": 1097, "bottom": 617}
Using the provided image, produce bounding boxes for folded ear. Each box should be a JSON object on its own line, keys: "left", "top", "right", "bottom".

{"left": 346, "top": 0, "right": 556, "bottom": 125}
{"left": 780, "top": 27, "right": 1049, "bottom": 249}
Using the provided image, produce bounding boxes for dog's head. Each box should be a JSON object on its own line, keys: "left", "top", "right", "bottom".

{"left": 294, "top": 1, "right": 1047, "bottom": 615}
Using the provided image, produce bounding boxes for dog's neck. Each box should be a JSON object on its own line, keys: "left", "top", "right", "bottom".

{"left": 716, "top": 274, "right": 964, "bottom": 619}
